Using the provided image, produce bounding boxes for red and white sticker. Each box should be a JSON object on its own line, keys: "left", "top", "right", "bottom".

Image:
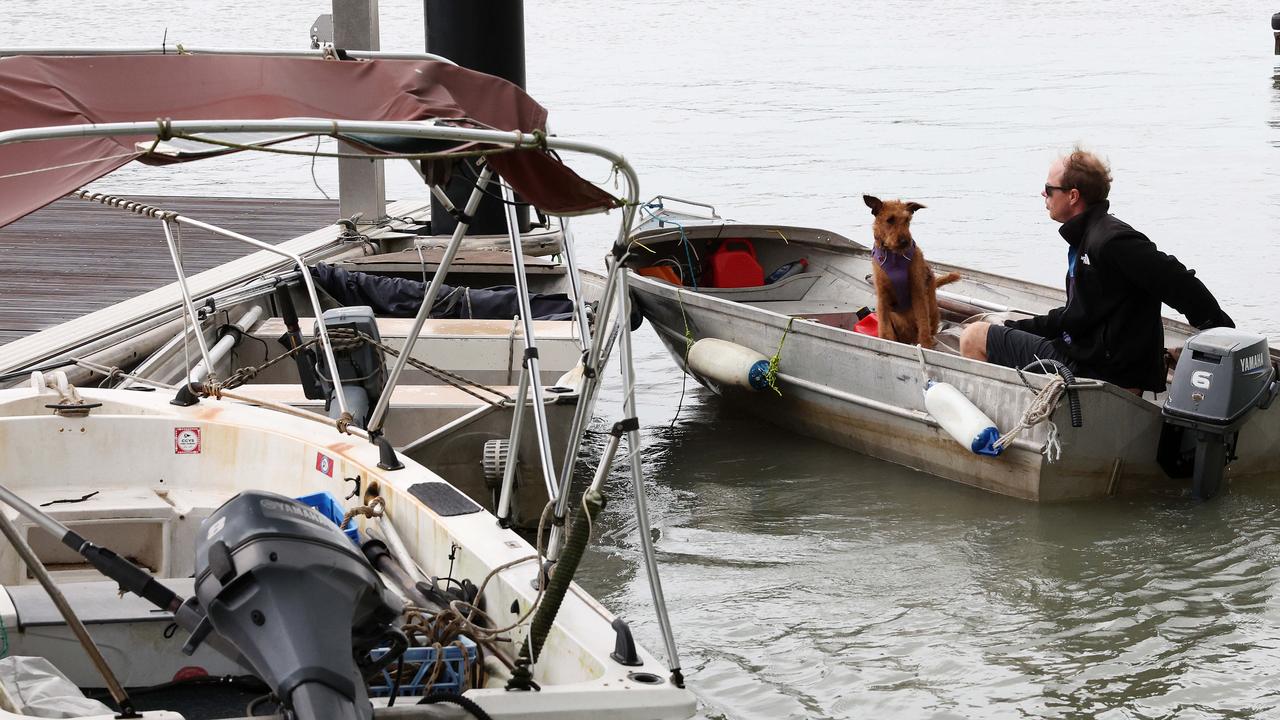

{"left": 174, "top": 427, "right": 202, "bottom": 454}
{"left": 315, "top": 452, "right": 334, "bottom": 477}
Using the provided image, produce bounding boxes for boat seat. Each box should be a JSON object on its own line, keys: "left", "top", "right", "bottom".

{"left": 2, "top": 487, "right": 172, "bottom": 524}
{"left": 0, "top": 488, "right": 181, "bottom": 583}
{"left": 5, "top": 577, "right": 195, "bottom": 629}
{"left": 693, "top": 273, "right": 821, "bottom": 302}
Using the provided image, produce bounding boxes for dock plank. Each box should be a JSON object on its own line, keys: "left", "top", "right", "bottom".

{"left": 0, "top": 196, "right": 338, "bottom": 346}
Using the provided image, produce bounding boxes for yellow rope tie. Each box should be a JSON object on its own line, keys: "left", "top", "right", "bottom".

{"left": 765, "top": 317, "right": 795, "bottom": 396}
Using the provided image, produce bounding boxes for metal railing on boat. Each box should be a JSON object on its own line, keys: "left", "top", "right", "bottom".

{"left": 0, "top": 46, "right": 456, "bottom": 63}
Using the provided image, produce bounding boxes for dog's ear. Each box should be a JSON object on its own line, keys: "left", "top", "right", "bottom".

{"left": 863, "top": 195, "right": 883, "bottom": 216}
{"left": 906, "top": 202, "right": 926, "bottom": 213}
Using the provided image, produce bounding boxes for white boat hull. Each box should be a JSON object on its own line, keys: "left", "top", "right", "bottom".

{"left": 0, "top": 384, "right": 695, "bottom": 719}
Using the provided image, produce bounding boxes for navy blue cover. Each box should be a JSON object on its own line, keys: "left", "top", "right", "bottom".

{"left": 310, "top": 263, "right": 576, "bottom": 320}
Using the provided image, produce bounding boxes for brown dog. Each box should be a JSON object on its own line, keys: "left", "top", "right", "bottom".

{"left": 863, "top": 194, "right": 960, "bottom": 347}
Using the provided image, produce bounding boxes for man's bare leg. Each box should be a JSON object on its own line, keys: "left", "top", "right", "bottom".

{"left": 960, "top": 321, "right": 992, "bottom": 362}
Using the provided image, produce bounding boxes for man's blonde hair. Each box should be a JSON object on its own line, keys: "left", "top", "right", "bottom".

{"left": 1062, "top": 146, "right": 1112, "bottom": 205}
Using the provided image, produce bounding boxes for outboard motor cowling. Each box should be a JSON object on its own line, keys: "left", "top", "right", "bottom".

{"left": 194, "top": 491, "right": 405, "bottom": 720}
{"left": 1158, "top": 328, "right": 1278, "bottom": 499}
{"left": 315, "top": 306, "right": 386, "bottom": 428}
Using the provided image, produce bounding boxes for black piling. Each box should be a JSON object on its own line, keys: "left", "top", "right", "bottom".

{"left": 424, "top": 0, "right": 530, "bottom": 236}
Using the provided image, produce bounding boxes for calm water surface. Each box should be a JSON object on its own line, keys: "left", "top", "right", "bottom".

{"left": 10, "top": 2, "right": 1280, "bottom": 717}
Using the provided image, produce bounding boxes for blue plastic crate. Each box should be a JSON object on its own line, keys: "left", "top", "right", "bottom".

{"left": 368, "top": 637, "right": 478, "bottom": 697}
{"left": 294, "top": 491, "right": 360, "bottom": 545}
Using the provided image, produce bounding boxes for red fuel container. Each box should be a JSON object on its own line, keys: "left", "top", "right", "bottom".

{"left": 853, "top": 311, "right": 879, "bottom": 337}
{"left": 705, "top": 239, "right": 764, "bottom": 288}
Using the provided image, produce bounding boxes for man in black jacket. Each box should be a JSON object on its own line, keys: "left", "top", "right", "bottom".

{"left": 959, "top": 148, "right": 1233, "bottom": 393}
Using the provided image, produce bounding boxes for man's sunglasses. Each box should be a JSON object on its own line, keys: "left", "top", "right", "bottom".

{"left": 1044, "top": 184, "right": 1073, "bottom": 195}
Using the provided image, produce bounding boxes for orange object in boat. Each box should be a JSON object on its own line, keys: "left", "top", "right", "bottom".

{"left": 637, "top": 265, "right": 683, "bottom": 285}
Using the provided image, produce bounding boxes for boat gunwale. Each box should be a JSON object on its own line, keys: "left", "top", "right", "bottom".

{"left": 627, "top": 220, "right": 1205, "bottom": 345}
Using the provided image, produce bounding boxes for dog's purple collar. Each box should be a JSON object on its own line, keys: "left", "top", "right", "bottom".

{"left": 873, "top": 241, "right": 915, "bottom": 311}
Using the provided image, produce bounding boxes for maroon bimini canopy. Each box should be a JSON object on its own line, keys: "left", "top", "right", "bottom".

{"left": 0, "top": 54, "right": 620, "bottom": 228}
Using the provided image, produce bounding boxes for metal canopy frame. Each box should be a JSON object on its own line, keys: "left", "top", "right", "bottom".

{"left": 0, "top": 46, "right": 456, "bottom": 63}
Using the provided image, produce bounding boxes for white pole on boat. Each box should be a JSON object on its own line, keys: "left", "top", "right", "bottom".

{"left": 182, "top": 305, "right": 264, "bottom": 387}
{"left": 495, "top": 360, "right": 531, "bottom": 525}
{"left": 366, "top": 165, "right": 494, "bottom": 436}
{"left": 160, "top": 219, "right": 217, "bottom": 382}
{"left": 545, "top": 270, "right": 620, "bottom": 559}
{"left": 498, "top": 179, "right": 561, "bottom": 511}
{"left": 557, "top": 218, "right": 592, "bottom": 351}
{"left": 615, "top": 265, "right": 684, "bottom": 684}
{"left": 165, "top": 215, "right": 352, "bottom": 418}
{"left": 546, "top": 159, "right": 642, "bottom": 555}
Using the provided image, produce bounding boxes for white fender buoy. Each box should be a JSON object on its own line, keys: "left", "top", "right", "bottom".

{"left": 686, "top": 338, "right": 771, "bottom": 391}
{"left": 924, "top": 380, "right": 1002, "bottom": 456}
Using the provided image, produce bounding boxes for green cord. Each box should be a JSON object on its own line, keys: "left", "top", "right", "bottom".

{"left": 676, "top": 289, "right": 695, "bottom": 358}
{"left": 765, "top": 317, "right": 794, "bottom": 396}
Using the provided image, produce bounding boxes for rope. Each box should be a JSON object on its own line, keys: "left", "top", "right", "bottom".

{"left": 218, "top": 328, "right": 512, "bottom": 406}
{"left": 73, "top": 359, "right": 178, "bottom": 390}
{"left": 197, "top": 387, "right": 370, "bottom": 440}
{"left": 38, "top": 372, "right": 84, "bottom": 407}
{"left": 69, "top": 190, "right": 178, "bottom": 220}
{"left": 914, "top": 343, "right": 930, "bottom": 386}
{"left": 218, "top": 333, "right": 318, "bottom": 389}
{"left": 669, "top": 289, "right": 694, "bottom": 429}
{"left": 993, "top": 374, "right": 1066, "bottom": 462}
{"left": 347, "top": 330, "right": 512, "bottom": 406}
{"left": 443, "top": 500, "right": 555, "bottom": 641}
{"left": 340, "top": 495, "right": 385, "bottom": 529}
{"left": 636, "top": 202, "right": 701, "bottom": 288}
{"left": 0, "top": 152, "right": 142, "bottom": 182}
{"left": 764, "top": 317, "right": 795, "bottom": 396}
{"left": 161, "top": 129, "right": 528, "bottom": 163}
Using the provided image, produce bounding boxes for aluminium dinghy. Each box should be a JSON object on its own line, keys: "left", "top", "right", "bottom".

{"left": 614, "top": 198, "right": 1280, "bottom": 501}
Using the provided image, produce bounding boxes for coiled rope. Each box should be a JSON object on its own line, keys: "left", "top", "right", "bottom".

{"left": 992, "top": 358, "right": 1083, "bottom": 462}
{"left": 993, "top": 376, "right": 1065, "bottom": 461}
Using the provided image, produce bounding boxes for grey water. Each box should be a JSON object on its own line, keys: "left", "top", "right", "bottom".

{"left": 12, "top": 1, "right": 1280, "bottom": 717}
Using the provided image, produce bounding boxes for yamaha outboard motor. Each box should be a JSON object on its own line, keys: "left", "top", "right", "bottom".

{"left": 193, "top": 491, "right": 406, "bottom": 720}
{"left": 1159, "top": 328, "right": 1278, "bottom": 499}
{"left": 314, "top": 306, "right": 387, "bottom": 428}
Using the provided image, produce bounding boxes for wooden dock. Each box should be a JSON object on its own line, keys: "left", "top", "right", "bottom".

{"left": 0, "top": 196, "right": 338, "bottom": 346}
